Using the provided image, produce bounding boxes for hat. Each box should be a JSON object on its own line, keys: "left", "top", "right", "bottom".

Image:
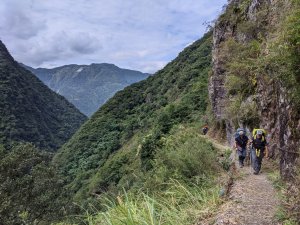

{"left": 239, "top": 130, "right": 244, "bottom": 135}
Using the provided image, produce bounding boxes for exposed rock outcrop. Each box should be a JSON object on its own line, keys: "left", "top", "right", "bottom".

{"left": 209, "top": 0, "right": 300, "bottom": 180}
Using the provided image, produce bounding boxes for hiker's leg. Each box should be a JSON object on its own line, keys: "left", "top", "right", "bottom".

{"left": 238, "top": 156, "right": 244, "bottom": 167}
{"left": 252, "top": 150, "right": 259, "bottom": 173}
{"left": 237, "top": 151, "right": 244, "bottom": 167}
{"left": 257, "top": 154, "right": 263, "bottom": 172}
{"left": 246, "top": 149, "right": 251, "bottom": 165}
{"left": 241, "top": 148, "right": 246, "bottom": 166}
{"left": 250, "top": 149, "right": 254, "bottom": 168}
{"left": 251, "top": 150, "right": 255, "bottom": 168}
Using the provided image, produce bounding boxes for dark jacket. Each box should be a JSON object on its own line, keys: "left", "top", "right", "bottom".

{"left": 252, "top": 137, "right": 268, "bottom": 150}
{"left": 235, "top": 135, "right": 249, "bottom": 149}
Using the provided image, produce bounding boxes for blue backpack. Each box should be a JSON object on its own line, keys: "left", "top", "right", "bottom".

{"left": 234, "top": 128, "right": 246, "bottom": 139}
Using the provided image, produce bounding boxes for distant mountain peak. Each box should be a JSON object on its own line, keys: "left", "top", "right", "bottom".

{"left": 24, "top": 63, "right": 149, "bottom": 116}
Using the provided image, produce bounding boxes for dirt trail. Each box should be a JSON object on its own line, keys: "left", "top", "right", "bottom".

{"left": 214, "top": 163, "right": 280, "bottom": 225}
{"left": 200, "top": 135, "right": 228, "bottom": 152}
{"left": 201, "top": 135, "right": 280, "bottom": 225}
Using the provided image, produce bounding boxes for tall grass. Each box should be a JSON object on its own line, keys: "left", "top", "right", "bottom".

{"left": 85, "top": 180, "right": 221, "bottom": 225}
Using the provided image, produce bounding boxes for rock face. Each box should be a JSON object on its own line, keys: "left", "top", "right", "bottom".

{"left": 0, "top": 40, "right": 87, "bottom": 151}
{"left": 24, "top": 64, "right": 149, "bottom": 116}
{"left": 209, "top": 0, "right": 300, "bottom": 179}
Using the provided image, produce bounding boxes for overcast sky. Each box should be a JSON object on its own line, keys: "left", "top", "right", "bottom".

{"left": 0, "top": 0, "right": 227, "bottom": 73}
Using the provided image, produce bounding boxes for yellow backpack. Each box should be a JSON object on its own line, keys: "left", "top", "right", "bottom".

{"left": 252, "top": 128, "right": 267, "bottom": 141}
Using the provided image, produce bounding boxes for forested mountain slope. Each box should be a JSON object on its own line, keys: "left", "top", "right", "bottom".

{"left": 0, "top": 40, "right": 87, "bottom": 151}
{"left": 54, "top": 32, "right": 213, "bottom": 202}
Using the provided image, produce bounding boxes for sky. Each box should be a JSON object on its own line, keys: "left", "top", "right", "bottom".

{"left": 0, "top": 0, "right": 227, "bottom": 73}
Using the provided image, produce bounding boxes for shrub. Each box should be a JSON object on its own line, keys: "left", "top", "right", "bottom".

{"left": 220, "top": 149, "right": 232, "bottom": 171}
{"left": 0, "top": 143, "right": 68, "bottom": 225}
{"left": 150, "top": 127, "right": 219, "bottom": 185}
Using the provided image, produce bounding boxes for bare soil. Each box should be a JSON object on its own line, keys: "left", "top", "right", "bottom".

{"left": 213, "top": 162, "right": 280, "bottom": 225}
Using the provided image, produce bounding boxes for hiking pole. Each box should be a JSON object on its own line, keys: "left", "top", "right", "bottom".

{"left": 249, "top": 146, "right": 253, "bottom": 174}
{"left": 249, "top": 148, "right": 252, "bottom": 174}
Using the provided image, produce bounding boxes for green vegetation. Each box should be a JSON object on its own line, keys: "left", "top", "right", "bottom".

{"left": 84, "top": 180, "right": 220, "bottom": 225}
{"left": 0, "top": 40, "right": 86, "bottom": 224}
{"left": 264, "top": 0, "right": 300, "bottom": 109}
{"left": 74, "top": 126, "right": 223, "bottom": 225}
{"left": 221, "top": 38, "right": 261, "bottom": 127}
{"left": 0, "top": 143, "right": 69, "bottom": 225}
{"left": 54, "top": 32, "right": 214, "bottom": 208}
{"left": 219, "top": 148, "right": 232, "bottom": 171}
{"left": 221, "top": 0, "right": 300, "bottom": 124}
{"left": 268, "top": 170, "right": 299, "bottom": 225}
{"left": 0, "top": 41, "right": 87, "bottom": 151}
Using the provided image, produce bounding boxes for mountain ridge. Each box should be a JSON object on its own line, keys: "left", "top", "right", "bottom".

{"left": 24, "top": 63, "right": 150, "bottom": 116}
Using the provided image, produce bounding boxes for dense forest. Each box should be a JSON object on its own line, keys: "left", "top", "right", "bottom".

{"left": 0, "top": 143, "right": 70, "bottom": 225}
{"left": 0, "top": 40, "right": 86, "bottom": 224}
{"left": 0, "top": 40, "right": 86, "bottom": 151}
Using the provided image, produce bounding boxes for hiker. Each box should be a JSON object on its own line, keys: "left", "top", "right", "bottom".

{"left": 251, "top": 129, "right": 269, "bottom": 175}
{"left": 234, "top": 128, "right": 249, "bottom": 168}
{"left": 202, "top": 125, "right": 209, "bottom": 135}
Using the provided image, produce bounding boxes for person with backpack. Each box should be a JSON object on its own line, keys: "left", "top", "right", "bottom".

{"left": 202, "top": 125, "right": 209, "bottom": 135}
{"left": 251, "top": 129, "right": 269, "bottom": 175}
{"left": 234, "top": 128, "right": 249, "bottom": 168}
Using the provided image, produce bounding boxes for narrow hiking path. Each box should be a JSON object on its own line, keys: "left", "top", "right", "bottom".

{"left": 214, "top": 164, "right": 280, "bottom": 225}
{"left": 200, "top": 135, "right": 280, "bottom": 225}
{"left": 200, "top": 134, "right": 228, "bottom": 152}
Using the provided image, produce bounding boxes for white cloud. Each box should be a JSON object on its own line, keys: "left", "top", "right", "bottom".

{"left": 0, "top": 0, "right": 46, "bottom": 40}
{"left": 0, "top": 0, "right": 227, "bottom": 73}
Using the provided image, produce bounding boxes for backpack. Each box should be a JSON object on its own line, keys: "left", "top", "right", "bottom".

{"left": 234, "top": 128, "right": 246, "bottom": 139}
{"left": 252, "top": 128, "right": 267, "bottom": 142}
